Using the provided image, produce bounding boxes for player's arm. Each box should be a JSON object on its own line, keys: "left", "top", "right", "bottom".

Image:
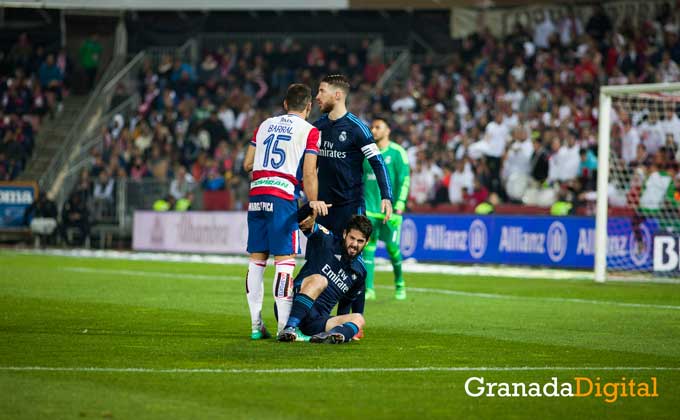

{"left": 394, "top": 147, "right": 411, "bottom": 215}
{"left": 298, "top": 202, "right": 332, "bottom": 236}
{"left": 243, "top": 127, "right": 259, "bottom": 173}
{"left": 302, "top": 128, "right": 320, "bottom": 201}
{"left": 363, "top": 147, "right": 393, "bottom": 202}
{"left": 337, "top": 278, "right": 366, "bottom": 315}
{"left": 357, "top": 127, "right": 394, "bottom": 220}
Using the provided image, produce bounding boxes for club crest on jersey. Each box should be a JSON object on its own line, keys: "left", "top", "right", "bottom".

{"left": 339, "top": 131, "right": 347, "bottom": 142}
{"left": 385, "top": 156, "right": 392, "bottom": 164}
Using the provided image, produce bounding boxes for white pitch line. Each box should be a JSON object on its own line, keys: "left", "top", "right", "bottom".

{"left": 59, "top": 266, "right": 680, "bottom": 311}
{"left": 376, "top": 285, "right": 680, "bottom": 311}
{"left": 62, "top": 267, "right": 241, "bottom": 281}
{"left": 14, "top": 248, "right": 680, "bottom": 284}
{"left": 2, "top": 366, "right": 680, "bottom": 374}
{"left": 7, "top": 248, "right": 600, "bottom": 281}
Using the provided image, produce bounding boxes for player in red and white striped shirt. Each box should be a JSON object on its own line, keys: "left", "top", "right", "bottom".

{"left": 243, "top": 83, "right": 330, "bottom": 339}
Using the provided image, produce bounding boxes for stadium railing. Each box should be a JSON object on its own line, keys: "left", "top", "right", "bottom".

{"left": 57, "top": 92, "right": 140, "bottom": 202}
{"left": 146, "top": 38, "right": 199, "bottom": 69}
{"left": 118, "top": 178, "right": 204, "bottom": 222}
{"left": 40, "top": 51, "right": 145, "bottom": 211}
{"left": 39, "top": 55, "right": 125, "bottom": 196}
{"left": 377, "top": 49, "right": 410, "bottom": 89}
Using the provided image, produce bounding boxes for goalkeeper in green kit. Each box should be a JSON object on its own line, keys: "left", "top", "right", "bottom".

{"left": 362, "top": 116, "right": 410, "bottom": 300}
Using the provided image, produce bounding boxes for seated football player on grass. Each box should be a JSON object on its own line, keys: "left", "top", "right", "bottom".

{"left": 278, "top": 206, "right": 371, "bottom": 344}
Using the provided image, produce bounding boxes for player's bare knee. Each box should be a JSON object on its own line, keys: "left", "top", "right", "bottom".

{"left": 308, "top": 274, "right": 328, "bottom": 289}
{"left": 300, "top": 274, "right": 328, "bottom": 297}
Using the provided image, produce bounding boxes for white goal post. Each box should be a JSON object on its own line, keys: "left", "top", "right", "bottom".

{"left": 595, "top": 82, "right": 680, "bottom": 282}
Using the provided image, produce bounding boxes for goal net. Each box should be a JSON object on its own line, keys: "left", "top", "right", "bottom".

{"left": 595, "top": 83, "right": 680, "bottom": 281}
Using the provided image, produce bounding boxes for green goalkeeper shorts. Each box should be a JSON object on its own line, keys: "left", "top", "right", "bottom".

{"left": 368, "top": 214, "right": 403, "bottom": 245}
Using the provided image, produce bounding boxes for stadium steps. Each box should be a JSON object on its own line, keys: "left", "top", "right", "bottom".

{"left": 18, "top": 95, "right": 90, "bottom": 183}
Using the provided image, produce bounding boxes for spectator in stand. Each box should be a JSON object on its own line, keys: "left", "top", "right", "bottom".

{"left": 448, "top": 160, "right": 474, "bottom": 204}
{"left": 31, "top": 84, "right": 48, "bottom": 116}
{"left": 23, "top": 191, "right": 59, "bottom": 245}
{"left": 621, "top": 119, "right": 641, "bottom": 164}
{"left": 578, "top": 147, "right": 598, "bottom": 190}
{"left": 2, "top": 127, "right": 25, "bottom": 175}
{"left": 56, "top": 48, "right": 72, "bottom": 91}
{"left": 659, "top": 51, "right": 680, "bottom": 83}
{"left": 470, "top": 112, "right": 508, "bottom": 196}
{"left": 502, "top": 126, "right": 533, "bottom": 201}
{"left": 129, "top": 156, "right": 148, "bottom": 181}
{"left": 534, "top": 11, "right": 557, "bottom": 50}
{"left": 391, "top": 86, "right": 417, "bottom": 112}
{"left": 530, "top": 137, "right": 550, "bottom": 184}
{"left": 203, "top": 109, "right": 228, "bottom": 152}
{"left": 640, "top": 112, "right": 666, "bottom": 155}
{"left": 79, "top": 34, "right": 102, "bottom": 91}
{"left": 410, "top": 160, "right": 434, "bottom": 206}
{"left": 558, "top": 7, "right": 584, "bottom": 47}
{"left": 61, "top": 191, "right": 90, "bottom": 246}
{"left": 93, "top": 169, "right": 115, "bottom": 203}
{"left": 38, "top": 53, "right": 64, "bottom": 114}
{"left": 586, "top": 4, "right": 612, "bottom": 45}
{"left": 202, "top": 158, "right": 225, "bottom": 191}
{"left": 464, "top": 177, "right": 490, "bottom": 208}
{"left": 169, "top": 164, "right": 195, "bottom": 200}
{"left": 662, "top": 106, "right": 680, "bottom": 145}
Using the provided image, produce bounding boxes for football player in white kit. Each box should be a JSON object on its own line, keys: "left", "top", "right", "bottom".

{"left": 243, "top": 83, "right": 330, "bottom": 339}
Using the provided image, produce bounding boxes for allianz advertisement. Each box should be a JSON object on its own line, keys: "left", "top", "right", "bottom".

{"left": 375, "top": 215, "right": 657, "bottom": 270}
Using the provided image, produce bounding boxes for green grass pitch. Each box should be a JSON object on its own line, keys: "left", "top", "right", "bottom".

{"left": 1, "top": 251, "right": 679, "bottom": 419}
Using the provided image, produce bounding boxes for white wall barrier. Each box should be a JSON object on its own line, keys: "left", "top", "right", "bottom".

{"left": 133, "top": 211, "right": 250, "bottom": 254}
{"left": 133, "top": 210, "right": 309, "bottom": 255}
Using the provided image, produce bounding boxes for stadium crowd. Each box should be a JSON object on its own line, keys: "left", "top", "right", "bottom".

{"left": 1, "top": 31, "right": 103, "bottom": 181}
{"left": 0, "top": 32, "right": 49, "bottom": 181}
{"left": 78, "top": 3, "right": 680, "bottom": 218}
{"left": 0, "top": 33, "right": 71, "bottom": 181}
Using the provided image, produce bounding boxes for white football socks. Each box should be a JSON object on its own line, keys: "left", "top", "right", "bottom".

{"left": 246, "top": 259, "right": 267, "bottom": 331}
{"left": 273, "top": 258, "right": 296, "bottom": 334}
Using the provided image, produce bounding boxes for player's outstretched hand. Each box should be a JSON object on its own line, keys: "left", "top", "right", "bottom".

{"left": 381, "top": 199, "right": 393, "bottom": 223}
{"left": 309, "top": 201, "right": 332, "bottom": 217}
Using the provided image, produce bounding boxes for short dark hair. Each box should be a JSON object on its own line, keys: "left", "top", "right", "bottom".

{"left": 345, "top": 215, "right": 372, "bottom": 240}
{"left": 321, "top": 74, "right": 350, "bottom": 95}
{"left": 285, "top": 83, "right": 312, "bottom": 111}
{"left": 372, "top": 114, "right": 392, "bottom": 128}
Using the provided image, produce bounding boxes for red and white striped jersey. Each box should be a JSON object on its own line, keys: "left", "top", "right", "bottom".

{"left": 249, "top": 114, "right": 320, "bottom": 200}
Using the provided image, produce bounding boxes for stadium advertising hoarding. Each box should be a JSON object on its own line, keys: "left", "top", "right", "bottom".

{"left": 135, "top": 210, "right": 661, "bottom": 271}
{"left": 133, "top": 210, "right": 249, "bottom": 254}
{"left": 0, "top": 182, "right": 37, "bottom": 229}
{"left": 653, "top": 234, "right": 680, "bottom": 274}
{"left": 375, "top": 214, "right": 658, "bottom": 270}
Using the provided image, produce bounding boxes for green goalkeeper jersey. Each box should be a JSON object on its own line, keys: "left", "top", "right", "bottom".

{"left": 363, "top": 141, "right": 411, "bottom": 219}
